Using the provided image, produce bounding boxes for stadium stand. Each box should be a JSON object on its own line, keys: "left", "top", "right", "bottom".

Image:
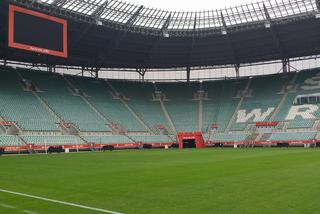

{"left": 157, "top": 82, "right": 199, "bottom": 132}
{"left": 210, "top": 133, "right": 250, "bottom": 142}
{"left": 268, "top": 131, "right": 317, "bottom": 141}
{"left": 0, "top": 135, "right": 23, "bottom": 146}
{"left": 18, "top": 70, "right": 108, "bottom": 132}
{"left": 109, "top": 81, "right": 170, "bottom": 133}
{"left": 0, "top": 68, "right": 58, "bottom": 131}
{"left": 82, "top": 135, "right": 132, "bottom": 144}
{"left": 1, "top": 67, "right": 320, "bottom": 149}
{"left": 203, "top": 79, "right": 247, "bottom": 132}
{"left": 287, "top": 120, "right": 316, "bottom": 129}
{"left": 274, "top": 69, "right": 320, "bottom": 129}
{"left": 130, "top": 135, "right": 174, "bottom": 143}
{"left": 22, "top": 135, "right": 84, "bottom": 145}
{"left": 231, "top": 74, "right": 292, "bottom": 131}
{"left": 66, "top": 76, "right": 147, "bottom": 132}
{"left": 82, "top": 135, "right": 174, "bottom": 144}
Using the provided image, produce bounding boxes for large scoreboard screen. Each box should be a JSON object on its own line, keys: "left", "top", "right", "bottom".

{"left": 8, "top": 5, "right": 68, "bottom": 58}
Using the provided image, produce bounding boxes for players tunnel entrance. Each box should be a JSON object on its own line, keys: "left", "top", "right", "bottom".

{"left": 183, "top": 139, "right": 196, "bottom": 148}
{"left": 177, "top": 132, "right": 205, "bottom": 149}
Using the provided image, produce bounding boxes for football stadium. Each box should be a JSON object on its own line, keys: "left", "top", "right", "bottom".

{"left": 1, "top": 0, "right": 320, "bottom": 213}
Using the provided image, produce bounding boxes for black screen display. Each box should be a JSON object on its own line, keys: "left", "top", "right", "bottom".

{"left": 13, "top": 11, "right": 64, "bottom": 52}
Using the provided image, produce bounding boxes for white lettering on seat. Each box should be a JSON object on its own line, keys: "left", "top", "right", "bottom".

{"left": 236, "top": 108, "right": 275, "bottom": 123}
{"left": 285, "top": 104, "right": 318, "bottom": 120}
{"left": 301, "top": 73, "right": 320, "bottom": 90}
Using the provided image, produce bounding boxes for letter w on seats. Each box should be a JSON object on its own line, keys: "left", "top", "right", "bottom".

{"left": 236, "top": 108, "right": 275, "bottom": 123}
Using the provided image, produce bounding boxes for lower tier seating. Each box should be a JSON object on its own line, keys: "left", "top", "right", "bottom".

{"left": 22, "top": 135, "right": 83, "bottom": 145}
{"left": 268, "top": 131, "right": 317, "bottom": 141}
{"left": 130, "top": 135, "right": 174, "bottom": 143}
{"left": 82, "top": 135, "right": 132, "bottom": 144}
{"left": 287, "top": 120, "right": 315, "bottom": 129}
{"left": 210, "top": 133, "right": 250, "bottom": 142}
{"left": 0, "top": 135, "right": 23, "bottom": 146}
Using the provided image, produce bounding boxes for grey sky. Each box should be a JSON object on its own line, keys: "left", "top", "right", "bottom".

{"left": 125, "top": 0, "right": 256, "bottom": 11}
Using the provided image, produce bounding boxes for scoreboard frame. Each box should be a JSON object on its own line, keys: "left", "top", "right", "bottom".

{"left": 8, "top": 5, "right": 68, "bottom": 58}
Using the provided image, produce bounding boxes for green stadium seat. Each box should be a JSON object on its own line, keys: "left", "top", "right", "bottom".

{"left": 82, "top": 135, "right": 132, "bottom": 144}
{"left": 0, "top": 135, "right": 23, "bottom": 146}
{"left": 0, "top": 69, "right": 58, "bottom": 131}
{"left": 19, "top": 71, "right": 109, "bottom": 132}
{"left": 67, "top": 77, "right": 146, "bottom": 132}
{"left": 268, "top": 131, "right": 316, "bottom": 141}
{"left": 203, "top": 79, "right": 247, "bottom": 132}
{"left": 158, "top": 83, "right": 199, "bottom": 132}
{"left": 210, "top": 133, "right": 249, "bottom": 142}
{"left": 22, "top": 135, "right": 83, "bottom": 145}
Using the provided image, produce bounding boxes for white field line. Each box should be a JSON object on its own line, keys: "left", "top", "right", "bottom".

{"left": 23, "top": 210, "right": 39, "bottom": 214}
{"left": 0, "top": 203, "right": 16, "bottom": 209}
{"left": 0, "top": 189, "right": 125, "bottom": 214}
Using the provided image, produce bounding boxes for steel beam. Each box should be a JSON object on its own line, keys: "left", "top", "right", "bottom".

{"left": 126, "top": 6, "right": 144, "bottom": 26}
{"left": 221, "top": 12, "right": 241, "bottom": 78}
{"left": 186, "top": 15, "right": 197, "bottom": 72}
{"left": 263, "top": 4, "right": 285, "bottom": 58}
{"left": 161, "top": 14, "right": 171, "bottom": 37}
{"left": 51, "top": 0, "right": 68, "bottom": 7}
{"left": 96, "top": 5, "right": 144, "bottom": 64}
{"left": 91, "top": 0, "right": 110, "bottom": 20}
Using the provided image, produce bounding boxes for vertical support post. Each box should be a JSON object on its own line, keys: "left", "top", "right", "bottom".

{"left": 187, "top": 66, "right": 191, "bottom": 83}
{"left": 77, "top": 142, "right": 79, "bottom": 153}
{"left": 235, "top": 64, "right": 240, "bottom": 78}
{"left": 282, "top": 58, "right": 290, "bottom": 73}
{"left": 48, "top": 66, "right": 53, "bottom": 73}
{"left": 136, "top": 68, "right": 147, "bottom": 82}
{"left": 47, "top": 65, "right": 56, "bottom": 73}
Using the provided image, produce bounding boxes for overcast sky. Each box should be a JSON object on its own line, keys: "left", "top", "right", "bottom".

{"left": 125, "top": 0, "right": 256, "bottom": 11}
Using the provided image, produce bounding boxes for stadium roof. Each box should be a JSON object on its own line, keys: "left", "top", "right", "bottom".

{"left": 1, "top": 0, "right": 320, "bottom": 71}
{"left": 37, "top": 0, "right": 317, "bottom": 30}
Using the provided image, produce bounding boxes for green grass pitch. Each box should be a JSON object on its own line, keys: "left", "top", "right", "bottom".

{"left": 1, "top": 148, "right": 320, "bottom": 214}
